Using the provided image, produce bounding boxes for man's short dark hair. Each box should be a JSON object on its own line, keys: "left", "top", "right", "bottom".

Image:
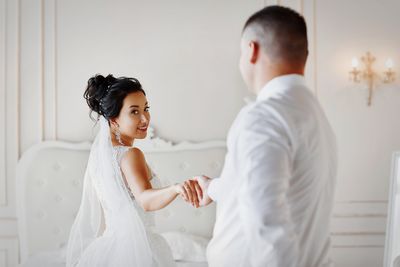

{"left": 243, "top": 5, "right": 308, "bottom": 64}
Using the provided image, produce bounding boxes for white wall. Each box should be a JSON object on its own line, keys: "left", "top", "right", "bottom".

{"left": 317, "top": 1, "right": 400, "bottom": 266}
{"left": 1, "top": 0, "right": 400, "bottom": 266}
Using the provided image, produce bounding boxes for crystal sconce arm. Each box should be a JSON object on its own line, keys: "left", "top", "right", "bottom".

{"left": 349, "top": 52, "right": 396, "bottom": 106}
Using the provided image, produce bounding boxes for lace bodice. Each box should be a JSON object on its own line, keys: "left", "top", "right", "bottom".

{"left": 112, "top": 145, "right": 160, "bottom": 228}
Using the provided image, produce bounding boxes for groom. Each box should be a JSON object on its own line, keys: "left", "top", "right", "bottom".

{"left": 195, "top": 5, "right": 337, "bottom": 267}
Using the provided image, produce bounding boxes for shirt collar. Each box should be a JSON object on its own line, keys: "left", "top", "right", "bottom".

{"left": 256, "top": 74, "right": 306, "bottom": 102}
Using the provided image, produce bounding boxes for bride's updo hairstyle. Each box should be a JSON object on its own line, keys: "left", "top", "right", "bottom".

{"left": 84, "top": 74, "right": 146, "bottom": 121}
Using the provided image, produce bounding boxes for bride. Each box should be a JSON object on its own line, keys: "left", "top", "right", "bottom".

{"left": 66, "top": 74, "right": 203, "bottom": 267}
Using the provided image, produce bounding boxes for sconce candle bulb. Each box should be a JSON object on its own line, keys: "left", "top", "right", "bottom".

{"left": 385, "top": 58, "right": 394, "bottom": 69}
{"left": 352, "top": 57, "right": 359, "bottom": 68}
{"left": 384, "top": 58, "right": 395, "bottom": 84}
{"left": 349, "top": 57, "right": 361, "bottom": 83}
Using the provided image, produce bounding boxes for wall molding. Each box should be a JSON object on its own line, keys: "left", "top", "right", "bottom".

{"left": 0, "top": 249, "right": 7, "bottom": 267}
{"left": 0, "top": 219, "right": 18, "bottom": 237}
{"left": 39, "top": 0, "right": 44, "bottom": 141}
{"left": 312, "top": 0, "right": 317, "bottom": 97}
{"left": 1, "top": 0, "right": 7, "bottom": 208}
{"left": 299, "top": 0, "right": 304, "bottom": 14}
{"left": 264, "top": 0, "right": 280, "bottom": 6}
{"left": 301, "top": 0, "right": 318, "bottom": 97}
{"left": 0, "top": 237, "right": 19, "bottom": 267}
{"left": 16, "top": 0, "right": 20, "bottom": 159}
{"left": 0, "top": 0, "right": 20, "bottom": 218}
{"left": 330, "top": 201, "right": 388, "bottom": 248}
{"left": 43, "top": 0, "right": 58, "bottom": 141}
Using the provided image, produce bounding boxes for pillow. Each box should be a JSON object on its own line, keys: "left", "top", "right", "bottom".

{"left": 20, "top": 249, "right": 66, "bottom": 267}
{"left": 160, "top": 231, "right": 210, "bottom": 262}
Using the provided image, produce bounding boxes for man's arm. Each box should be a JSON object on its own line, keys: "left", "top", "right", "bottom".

{"left": 237, "top": 113, "right": 298, "bottom": 267}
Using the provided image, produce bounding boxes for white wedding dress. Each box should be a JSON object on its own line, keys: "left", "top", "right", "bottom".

{"left": 66, "top": 117, "right": 175, "bottom": 267}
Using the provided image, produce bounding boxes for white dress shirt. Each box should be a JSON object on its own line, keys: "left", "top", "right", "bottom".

{"left": 207, "top": 74, "right": 337, "bottom": 267}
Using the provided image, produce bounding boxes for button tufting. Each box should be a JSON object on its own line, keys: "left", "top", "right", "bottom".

{"left": 36, "top": 210, "right": 46, "bottom": 219}
{"left": 53, "top": 227, "right": 61, "bottom": 235}
{"left": 72, "top": 179, "right": 80, "bottom": 187}
{"left": 179, "top": 226, "right": 187, "bottom": 233}
{"left": 35, "top": 179, "right": 45, "bottom": 187}
{"left": 55, "top": 194, "right": 63, "bottom": 202}
{"left": 53, "top": 162, "right": 62, "bottom": 171}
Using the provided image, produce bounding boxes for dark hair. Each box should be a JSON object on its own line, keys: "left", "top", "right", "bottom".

{"left": 243, "top": 5, "right": 308, "bottom": 63}
{"left": 84, "top": 74, "right": 146, "bottom": 121}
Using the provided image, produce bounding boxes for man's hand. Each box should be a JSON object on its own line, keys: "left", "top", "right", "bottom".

{"left": 175, "top": 179, "right": 201, "bottom": 208}
{"left": 193, "top": 175, "right": 213, "bottom": 207}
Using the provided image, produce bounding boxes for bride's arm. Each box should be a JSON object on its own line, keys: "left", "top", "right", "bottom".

{"left": 120, "top": 147, "right": 200, "bottom": 211}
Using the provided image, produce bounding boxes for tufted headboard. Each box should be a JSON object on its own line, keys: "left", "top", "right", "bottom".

{"left": 16, "top": 132, "right": 226, "bottom": 263}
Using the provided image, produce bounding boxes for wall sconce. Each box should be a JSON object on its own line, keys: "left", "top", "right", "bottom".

{"left": 349, "top": 52, "right": 396, "bottom": 106}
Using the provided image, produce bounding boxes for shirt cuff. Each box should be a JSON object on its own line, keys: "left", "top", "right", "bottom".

{"left": 207, "top": 177, "right": 220, "bottom": 201}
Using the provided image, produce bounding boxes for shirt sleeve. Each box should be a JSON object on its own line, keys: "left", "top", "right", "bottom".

{"left": 237, "top": 109, "right": 299, "bottom": 267}
{"left": 207, "top": 177, "right": 221, "bottom": 201}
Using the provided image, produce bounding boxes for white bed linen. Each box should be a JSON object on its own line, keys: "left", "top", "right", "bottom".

{"left": 21, "top": 251, "right": 208, "bottom": 267}
{"left": 21, "top": 234, "right": 210, "bottom": 267}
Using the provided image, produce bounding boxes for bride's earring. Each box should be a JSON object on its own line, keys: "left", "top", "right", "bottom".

{"left": 115, "top": 127, "right": 124, "bottom": 146}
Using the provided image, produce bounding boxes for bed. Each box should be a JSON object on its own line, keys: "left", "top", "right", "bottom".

{"left": 16, "top": 129, "right": 226, "bottom": 267}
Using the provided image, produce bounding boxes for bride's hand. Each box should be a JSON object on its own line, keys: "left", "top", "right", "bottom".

{"left": 174, "top": 180, "right": 202, "bottom": 208}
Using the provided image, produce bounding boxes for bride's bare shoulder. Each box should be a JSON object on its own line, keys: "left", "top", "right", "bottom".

{"left": 120, "top": 147, "right": 147, "bottom": 173}
{"left": 125, "top": 147, "right": 144, "bottom": 156}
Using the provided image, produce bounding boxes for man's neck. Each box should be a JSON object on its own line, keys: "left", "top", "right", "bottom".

{"left": 254, "top": 69, "right": 304, "bottom": 95}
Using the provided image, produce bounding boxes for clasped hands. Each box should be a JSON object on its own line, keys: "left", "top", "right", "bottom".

{"left": 174, "top": 175, "right": 213, "bottom": 208}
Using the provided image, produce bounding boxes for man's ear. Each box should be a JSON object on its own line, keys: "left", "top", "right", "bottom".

{"left": 249, "top": 41, "right": 259, "bottom": 64}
